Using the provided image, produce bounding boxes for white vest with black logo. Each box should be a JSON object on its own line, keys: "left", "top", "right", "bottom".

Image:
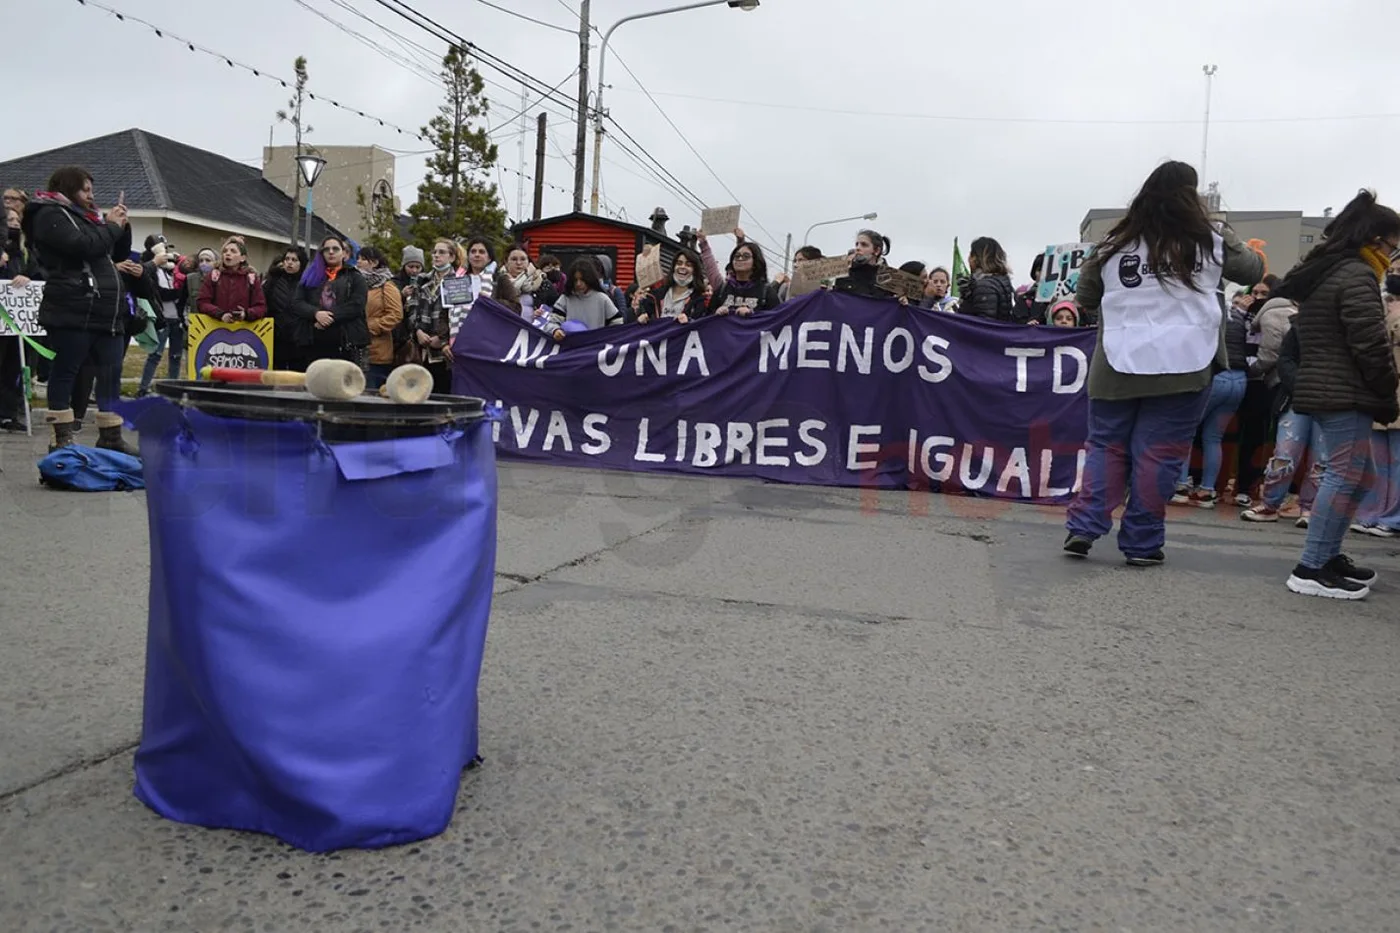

{"left": 1099, "top": 232, "right": 1225, "bottom": 375}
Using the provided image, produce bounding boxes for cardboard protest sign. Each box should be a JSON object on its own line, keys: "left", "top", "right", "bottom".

{"left": 186, "top": 316, "right": 275, "bottom": 378}
{"left": 635, "top": 246, "right": 664, "bottom": 288}
{"left": 875, "top": 267, "right": 925, "bottom": 302}
{"left": 0, "top": 282, "right": 45, "bottom": 336}
{"left": 1035, "top": 243, "right": 1094, "bottom": 304}
{"left": 699, "top": 204, "right": 741, "bottom": 236}
{"left": 790, "top": 256, "right": 851, "bottom": 298}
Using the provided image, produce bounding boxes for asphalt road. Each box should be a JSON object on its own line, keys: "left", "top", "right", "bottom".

{"left": 2, "top": 426, "right": 1399, "bottom": 932}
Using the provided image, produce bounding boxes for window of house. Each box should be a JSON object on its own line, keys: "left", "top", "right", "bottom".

{"left": 1300, "top": 235, "right": 1315, "bottom": 243}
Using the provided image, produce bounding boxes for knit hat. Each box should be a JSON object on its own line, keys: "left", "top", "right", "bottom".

{"left": 1048, "top": 299, "right": 1080, "bottom": 326}
{"left": 402, "top": 245, "right": 425, "bottom": 267}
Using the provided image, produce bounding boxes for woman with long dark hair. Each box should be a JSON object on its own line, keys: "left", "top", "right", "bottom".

{"left": 292, "top": 235, "right": 369, "bottom": 368}
{"left": 1063, "top": 160, "right": 1263, "bottom": 566}
{"left": 636, "top": 248, "right": 707, "bottom": 324}
{"left": 264, "top": 246, "right": 308, "bottom": 371}
{"left": 958, "top": 237, "right": 1019, "bottom": 322}
{"left": 22, "top": 165, "right": 133, "bottom": 452}
{"left": 698, "top": 231, "right": 778, "bottom": 317}
{"left": 1272, "top": 189, "right": 1400, "bottom": 598}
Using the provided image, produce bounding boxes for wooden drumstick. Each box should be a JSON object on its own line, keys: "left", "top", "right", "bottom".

{"left": 202, "top": 360, "right": 366, "bottom": 401}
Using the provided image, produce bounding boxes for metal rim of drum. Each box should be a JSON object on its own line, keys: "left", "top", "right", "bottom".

{"left": 152, "top": 380, "right": 485, "bottom": 428}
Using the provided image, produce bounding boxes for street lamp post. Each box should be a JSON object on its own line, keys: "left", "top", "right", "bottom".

{"left": 296, "top": 153, "right": 327, "bottom": 250}
{"left": 587, "top": 0, "right": 760, "bottom": 215}
{"left": 803, "top": 212, "right": 878, "bottom": 249}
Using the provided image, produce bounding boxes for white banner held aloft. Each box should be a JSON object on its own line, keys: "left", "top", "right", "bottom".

{"left": 0, "top": 281, "right": 45, "bottom": 337}
{"left": 699, "top": 204, "right": 741, "bottom": 237}
{"left": 1035, "top": 243, "right": 1094, "bottom": 304}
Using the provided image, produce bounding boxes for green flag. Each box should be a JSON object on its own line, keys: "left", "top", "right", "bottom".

{"left": 951, "top": 238, "right": 969, "bottom": 297}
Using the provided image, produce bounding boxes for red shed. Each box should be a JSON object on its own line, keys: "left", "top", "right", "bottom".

{"left": 511, "top": 212, "right": 691, "bottom": 290}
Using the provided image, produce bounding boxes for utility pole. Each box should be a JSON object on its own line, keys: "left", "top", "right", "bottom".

{"left": 573, "top": 0, "right": 591, "bottom": 213}
{"left": 533, "top": 113, "right": 547, "bottom": 221}
{"left": 1201, "top": 64, "right": 1217, "bottom": 188}
{"left": 782, "top": 233, "right": 792, "bottom": 275}
{"left": 516, "top": 84, "right": 527, "bottom": 222}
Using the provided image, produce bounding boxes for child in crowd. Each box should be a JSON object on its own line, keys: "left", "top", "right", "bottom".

{"left": 546, "top": 257, "right": 625, "bottom": 340}
{"left": 1049, "top": 299, "right": 1080, "bottom": 327}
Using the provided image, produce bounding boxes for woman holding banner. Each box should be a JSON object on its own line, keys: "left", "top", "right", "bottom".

{"left": 636, "top": 249, "right": 707, "bottom": 324}
{"left": 697, "top": 229, "right": 779, "bottom": 317}
{"left": 1063, "top": 160, "right": 1263, "bottom": 566}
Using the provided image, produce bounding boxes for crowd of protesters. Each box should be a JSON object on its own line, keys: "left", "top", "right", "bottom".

{"left": 3, "top": 162, "right": 1400, "bottom": 601}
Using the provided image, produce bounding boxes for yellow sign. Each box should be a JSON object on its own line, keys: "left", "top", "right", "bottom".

{"left": 185, "top": 316, "right": 276, "bottom": 379}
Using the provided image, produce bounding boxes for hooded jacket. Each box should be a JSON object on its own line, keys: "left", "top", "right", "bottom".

{"left": 1278, "top": 252, "right": 1398, "bottom": 423}
{"left": 1247, "top": 297, "right": 1295, "bottom": 388}
{"left": 22, "top": 194, "right": 132, "bottom": 334}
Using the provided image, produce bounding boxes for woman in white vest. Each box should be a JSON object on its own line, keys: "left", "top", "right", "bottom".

{"left": 1063, "top": 161, "right": 1263, "bottom": 565}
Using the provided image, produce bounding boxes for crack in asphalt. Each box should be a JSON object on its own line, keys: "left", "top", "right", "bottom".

{"left": 0, "top": 740, "right": 140, "bottom": 806}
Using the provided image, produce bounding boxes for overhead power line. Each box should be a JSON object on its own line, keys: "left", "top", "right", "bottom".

{"left": 606, "top": 46, "right": 783, "bottom": 250}
{"left": 75, "top": 0, "right": 433, "bottom": 143}
{"left": 468, "top": 0, "right": 575, "bottom": 34}
{"left": 368, "top": 0, "right": 581, "bottom": 119}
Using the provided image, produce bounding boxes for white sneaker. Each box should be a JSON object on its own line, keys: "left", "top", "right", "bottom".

{"left": 1362, "top": 525, "right": 1397, "bottom": 538}
{"left": 1233, "top": 494, "right": 1252, "bottom": 508}
{"left": 1295, "top": 514, "right": 1310, "bottom": 529}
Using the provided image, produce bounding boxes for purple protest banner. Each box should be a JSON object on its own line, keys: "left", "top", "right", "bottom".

{"left": 452, "top": 293, "right": 1096, "bottom": 502}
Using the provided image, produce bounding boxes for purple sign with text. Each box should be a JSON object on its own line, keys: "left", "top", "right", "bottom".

{"left": 453, "top": 293, "right": 1096, "bottom": 502}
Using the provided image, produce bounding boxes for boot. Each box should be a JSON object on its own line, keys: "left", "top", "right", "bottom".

{"left": 45, "top": 408, "right": 76, "bottom": 452}
{"left": 94, "top": 411, "right": 138, "bottom": 458}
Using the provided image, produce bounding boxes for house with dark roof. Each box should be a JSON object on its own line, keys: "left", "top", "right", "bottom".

{"left": 0, "top": 128, "right": 345, "bottom": 272}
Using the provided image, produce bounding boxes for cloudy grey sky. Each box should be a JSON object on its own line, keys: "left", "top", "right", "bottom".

{"left": 8, "top": 0, "right": 1399, "bottom": 278}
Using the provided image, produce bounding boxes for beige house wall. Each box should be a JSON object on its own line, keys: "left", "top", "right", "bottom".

{"left": 262, "top": 145, "right": 397, "bottom": 244}
{"left": 126, "top": 213, "right": 293, "bottom": 276}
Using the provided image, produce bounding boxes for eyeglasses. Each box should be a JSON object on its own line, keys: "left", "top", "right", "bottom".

{"left": 734, "top": 252, "right": 754, "bottom": 260}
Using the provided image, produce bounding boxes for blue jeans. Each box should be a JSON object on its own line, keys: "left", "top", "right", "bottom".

{"left": 1355, "top": 430, "right": 1400, "bottom": 530}
{"left": 366, "top": 363, "right": 394, "bottom": 391}
{"left": 1066, "top": 388, "right": 1210, "bottom": 557}
{"left": 1260, "top": 408, "right": 1325, "bottom": 510}
{"left": 1299, "top": 411, "right": 1375, "bottom": 569}
{"left": 139, "top": 320, "right": 186, "bottom": 393}
{"left": 1179, "top": 369, "right": 1247, "bottom": 490}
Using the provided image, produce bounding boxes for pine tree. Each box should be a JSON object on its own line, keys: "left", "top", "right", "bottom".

{"left": 408, "top": 45, "right": 506, "bottom": 247}
{"left": 356, "top": 185, "right": 408, "bottom": 260}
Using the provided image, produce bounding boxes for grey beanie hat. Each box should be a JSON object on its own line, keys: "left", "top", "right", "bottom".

{"left": 401, "top": 245, "right": 425, "bottom": 266}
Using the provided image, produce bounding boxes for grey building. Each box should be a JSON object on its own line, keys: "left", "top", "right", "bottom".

{"left": 1080, "top": 209, "right": 1330, "bottom": 280}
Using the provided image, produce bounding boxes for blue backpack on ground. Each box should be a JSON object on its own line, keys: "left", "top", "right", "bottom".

{"left": 38, "top": 445, "right": 145, "bottom": 491}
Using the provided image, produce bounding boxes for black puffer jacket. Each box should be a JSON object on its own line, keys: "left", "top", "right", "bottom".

{"left": 960, "top": 272, "right": 1019, "bottom": 322}
{"left": 22, "top": 195, "right": 132, "bottom": 334}
{"left": 1224, "top": 309, "right": 1250, "bottom": 370}
{"left": 1281, "top": 253, "right": 1398, "bottom": 423}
